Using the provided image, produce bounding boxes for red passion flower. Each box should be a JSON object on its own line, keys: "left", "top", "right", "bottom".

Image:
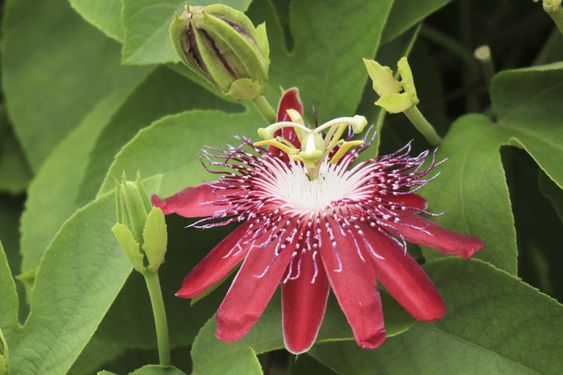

{"left": 152, "top": 88, "right": 484, "bottom": 354}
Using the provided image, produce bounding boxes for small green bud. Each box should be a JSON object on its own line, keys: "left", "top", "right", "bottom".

{"left": 363, "top": 57, "right": 419, "bottom": 114}
{"left": 170, "top": 4, "right": 270, "bottom": 100}
{"left": 113, "top": 175, "right": 168, "bottom": 273}
{"left": 0, "top": 328, "right": 7, "bottom": 375}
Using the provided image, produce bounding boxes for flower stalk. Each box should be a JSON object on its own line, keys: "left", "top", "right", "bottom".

{"left": 403, "top": 106, "right": 442, "bottom": 146}
{"left": 474, "top": 45, "right": 495, "bottom": 88}
{"left": 251, "top": 95, "right": 277, "bottom": 123}
{"left": 112, "top": 175, "right": 171, "bottom": 366}
{"left": 144, "top": 271, "right": 171, "bottom": 366}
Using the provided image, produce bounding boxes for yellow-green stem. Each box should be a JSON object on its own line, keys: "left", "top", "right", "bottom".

{"left": 251, "top": 95, "right": 276, "bottom": 123}
{"left": 403, "top": 106, "right": 442, "bottom": 146}
{"left": 143, "top": 271, "right": 171, "bottom": 366}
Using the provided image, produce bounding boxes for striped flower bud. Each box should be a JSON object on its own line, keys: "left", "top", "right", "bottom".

{"left": 170, "top": 4, "right": 270, "bottom": 100}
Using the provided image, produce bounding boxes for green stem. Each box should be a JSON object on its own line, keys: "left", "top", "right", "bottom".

{"left": 403, "top": 106, "right": 442, "bottom": 146}
{"left": 251, "top": 95, "right": 276, "bottom": 123}
{"left": 474, "top": 45, "right": 495, "bottom": 88}
{"left": 143, "top": 271, "right": 171, "bottom": 366}
{"left": 545, "top": 5, "right": 563, "bottom": 34}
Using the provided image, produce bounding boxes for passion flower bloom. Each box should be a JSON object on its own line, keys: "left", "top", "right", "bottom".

{"left": 152, "top": 88, "right": 484, "bottom": 354}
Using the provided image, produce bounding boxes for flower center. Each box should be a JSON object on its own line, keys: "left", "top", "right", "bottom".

{"left": 268, "top": 161, "right": 367, "bottom": 212}
{"left": 255, "top": 112, "right": 368, "bottom": 180}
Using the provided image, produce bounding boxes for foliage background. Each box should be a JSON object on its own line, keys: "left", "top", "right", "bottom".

{"left": 0, "top": 0, "right": 563, "bottom": 373}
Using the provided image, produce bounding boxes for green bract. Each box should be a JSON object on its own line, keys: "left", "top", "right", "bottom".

{"left": 112, "top": 176, "right": 168, "bottom": 273}
{"left": 363, "top": 56, "right": 419, "bottom": 113}
{"left": 169, "top": 4, "right": 270, "bottom": 100}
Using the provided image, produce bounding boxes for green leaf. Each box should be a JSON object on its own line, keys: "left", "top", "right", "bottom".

{"left": 121, "top": 0, "right": 253, "bottom": 65}
{"left": 76, "top": 67, "right": 239, "bottom": 205}
{"left": 2, "top": 0, "right": 150, "bottom": 170}
{"left": 382, "top": 0, "right": 452, "bottom": 42}
{"left": 9, "top": 193, "right": 131, "bottom": 374}
{"left": 420, "top": 114, "right": 517, "bottom": 274}
{"left": 190, "top": 293, "right": 413, "bottom": 375}
{"left": 99, "top": 109, "right": 262, "bottom": 196}
{"left": 19, "top": 87, "right": 146, "bottom": 272}
{"left": 492, "top": 62, "right": 563, "bottom": 188}
{"left": 69, "top": 0, "right": 124, "bottom": 41}
{"left": 129, "top": 365, "right": 186, "bottom": 375}
{"left": 271, "top": 0, "right": 393, "bottom": 121}
{"left": 311, "top": 258, "right": 563, "bottom": 375}
{"left": 0, "top": 242, "right": 18, "bottom": 339}
{"left": 9, "top": 175, "right": 161, "bottom": 375}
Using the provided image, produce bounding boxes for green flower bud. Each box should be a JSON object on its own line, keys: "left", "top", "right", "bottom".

{"left": 113, "top": 175, "right": 168, "bottom": 273}
{"left": 363, "top": 57, "right": 419, "bottom": 114}
{"left": 170, "top": 4, "right": 270, "bottom": 100}
{"left": 0, "top": 328, "right": 7, "bottom": 375}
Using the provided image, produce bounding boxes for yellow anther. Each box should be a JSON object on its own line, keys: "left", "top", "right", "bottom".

{"left": 329, "top": 140, "right": 364, "bottom": 164}
{"left": 254, "top": 139, "right": 299, "bottom": 155}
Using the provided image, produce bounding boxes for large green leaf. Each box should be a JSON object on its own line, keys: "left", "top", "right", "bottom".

{"left": 271, "top": 0, "right": 393, "bottom": 121}
{"left": 19, "top": 87, "right": 147, "bottom": 272}
{"left": 8, "top": 178, "right": 163, "bottom": 375}
{"left": 9, "top": 192, "right": 132, "bottom": 375}
{"left": 99, "top": 109, "right": 262, "bottom": 196}
{"left": 0, "top": 242, "right": 18, "bottom": 340}
{"left": 190, "top": 293, "right": 412, "bottom": 375}
{"left": 420, "top": 114, "right": 516, "bottom": 273}
{"left": 492, "top": 62, "right": 563, "bottom": 188}
{"left": 2, "top": 0, "right": 149, "bottom": 170}
{"left": 311, "top": 258, "right": 563, "bottom": 375}
{"left": 76, "top": 67, "right": 240, "bottom": 205}
{"left": 68, "top": 0, "right": 124, "bottom": 41}
{"left": 121, "top": 0, "right": 253, "bottom": 65}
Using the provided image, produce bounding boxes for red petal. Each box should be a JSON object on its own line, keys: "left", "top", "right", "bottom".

{"left": 176, "top": 223, "right": 251, "bottom": 298}
{"left": 282, "top": 251, "right": 330, "bottom": 354}
{"left": 269, "top": 88, "right": 304, "bottom": 159}
{"left": 215, "top": 231, "right": 295, "bottom": 342}
{"left": 386, "top": 213, "right": 485, "bottom": 259}
{"left": 319, "top": 218, "right": 386, "bottom": 349}
{"left": 151, "top": 183, "right": 230, "bottom": 218}
{"left": 382, "top": 193, "right": 427, "bottom": 211}
{"left": 360, "top": 223, "right": 445, "bottom": 321}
